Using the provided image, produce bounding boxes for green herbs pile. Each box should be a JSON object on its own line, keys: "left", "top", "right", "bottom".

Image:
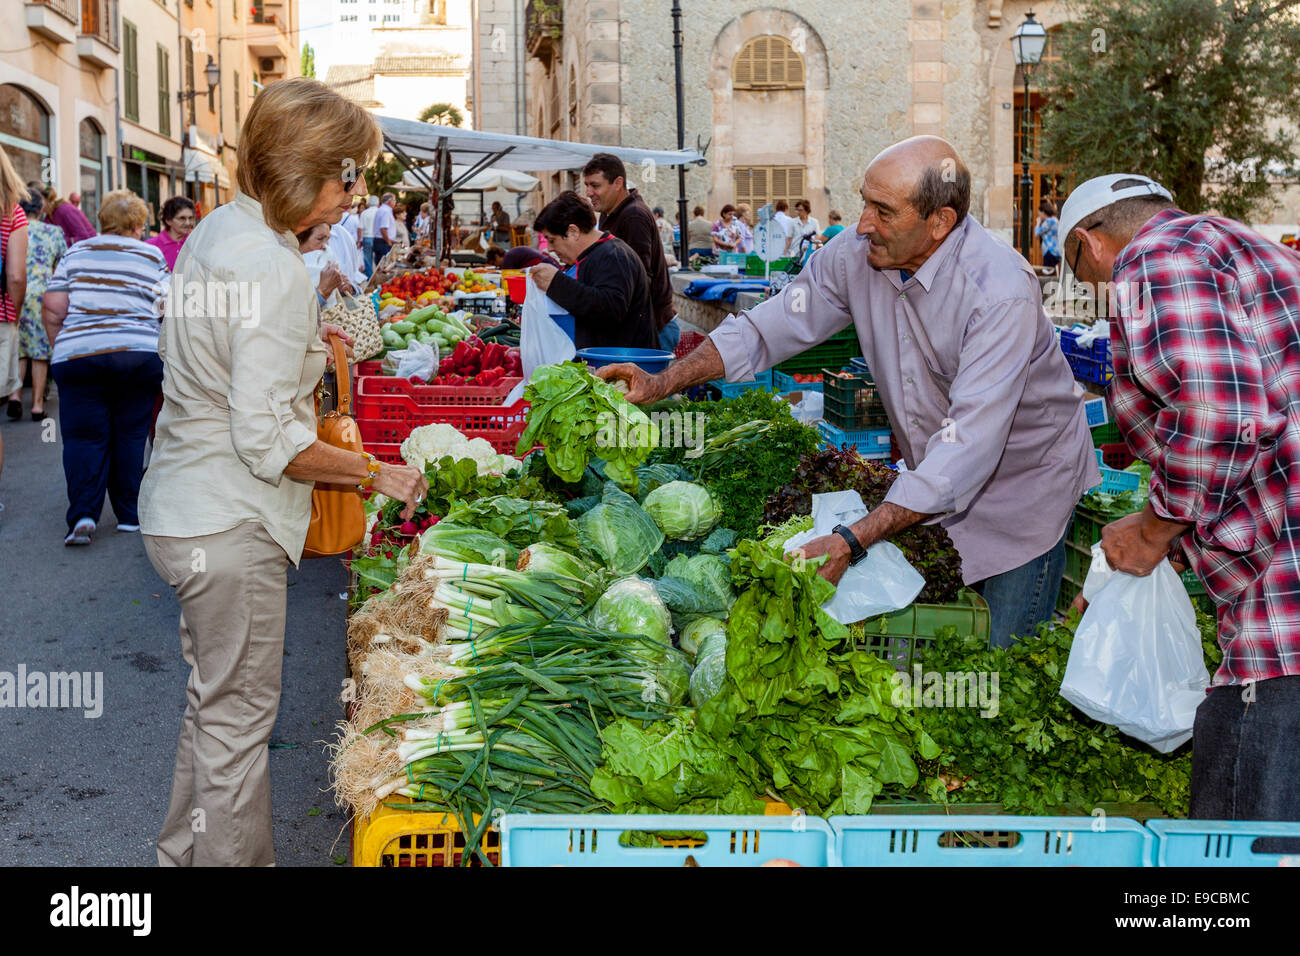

{"left": 911, "top": 608, "right": 1219, "bottom": 816}
{"left": 649, "top": 389, "right": 822, "bottom": 539}
{"left": 765, "top": 446, "right": 965, "bottom": 603}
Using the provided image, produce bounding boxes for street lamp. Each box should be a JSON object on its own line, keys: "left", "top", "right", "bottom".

{"left": 179, "top": 55, "right": 221, "bottom": 102}
{"left": 1012, "top": 11, "right": 1047, "bottom": 263}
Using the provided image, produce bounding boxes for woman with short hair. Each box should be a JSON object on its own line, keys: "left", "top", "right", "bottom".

{"left": 138, "top": 78, "right": 425, "bottom": 867}
{"left": 146, "top": 196, "right": 197, "bottom": 270}
{"left": 42, "top": 189, "right": 169, "bottom": 545}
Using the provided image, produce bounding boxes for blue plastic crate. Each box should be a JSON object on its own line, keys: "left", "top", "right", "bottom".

{"left": 1090, "top": 448, "right": 1141, "bottom": 494}
{"left": 1061, "top": 328, "right": 1112, "bottom": 361}
{"left": 1147, "top": 820, "right": 1300, "bottom": 867}
{"left": 830, "top": 815, "right": 1153, "bottom": 867}
{"left": 850, "top": 356, "right": 871, "bottom": 375}
{"left": 1084, "top": 397, "right": 1109, "bottom": 428}
{"left": 709, "top": 371, "right": 774, "bottom": 399}
{"left": 817, "top": 421, "right": 891, "bottom": 458}
{"left": 500, "top": 814, "right": 836, "bottom": 867}
{"left": 1067, "top": 352, "right": 1114, "bottom": 385}
{"left": 773, "top": 369, "right": 823, "bottom": 393}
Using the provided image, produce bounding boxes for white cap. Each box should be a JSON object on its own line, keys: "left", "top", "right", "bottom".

{"left": 1058, "top": 173, "right": 1173, "bottom": 255}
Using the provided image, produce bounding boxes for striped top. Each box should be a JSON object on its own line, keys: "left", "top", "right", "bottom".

{"left": 1, "top": 204, "right": 29, "bottom": 323}
{"left": 46, "top": 234, "right": 168, "bottom": 363}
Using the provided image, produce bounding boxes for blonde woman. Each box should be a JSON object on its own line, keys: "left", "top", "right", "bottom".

{"left": 0, "top": 147, "right": 30, "bottom": 517}
{"left": 138, "top": 78, "right": 426, "bottom": 867}
{"left": 42, "top": 189, "right": 167, "bottom": 544}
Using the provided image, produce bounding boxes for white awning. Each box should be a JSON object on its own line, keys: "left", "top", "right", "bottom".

{"left": 183, "top": 148, "right": 230, "bottom": 188}
{"left": 396, "top": 164, "right": 539, "bottom": 194}
{"left": 377, "top": 115, "right": 706, "bottom": 185}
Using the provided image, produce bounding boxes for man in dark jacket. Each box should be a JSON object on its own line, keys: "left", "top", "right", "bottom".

{"left": 582, "top": 153, "right": 679, "bottom": 351}
{"left": 529, "top": 191, "right": 656, "bottom": 351}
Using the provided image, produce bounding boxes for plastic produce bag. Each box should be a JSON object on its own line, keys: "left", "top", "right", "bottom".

{"left": 385, "top": 339, "right": 439, "bottom": 382}
{"left": 1060, "top": 544, "right": 1211, "bottom": 753}
{"left": 783, "top": 490, "right": 925, "bottom": 624}
{"left": 783, "top": 391, "right": 824, "bottom": 424}
{"left": 506, "top": 274, "right": 576, "bottom": 405}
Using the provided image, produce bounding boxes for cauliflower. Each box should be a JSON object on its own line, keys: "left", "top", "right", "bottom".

{"left": 400, "top": 423, "right": 522, "bottom": 476}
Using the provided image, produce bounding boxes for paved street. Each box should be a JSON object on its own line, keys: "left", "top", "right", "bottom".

{"left": 0, "top": 386, "right": 353, "bottom": 866}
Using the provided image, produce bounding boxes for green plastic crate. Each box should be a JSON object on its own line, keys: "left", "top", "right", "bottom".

{"left": 822, "top": 367, "right": 888, "bottom": 430}
{"left": 854, "top": 590, "right": 991, "bottom": 669}
{"left": 1091, "top": 421, "right": 1121, "bottom": 446}
{"left": 775, "top": 329, "right": 863, "bottom": 375}
{"left": 745, "top": 255, "right": 793, "bottom": 275}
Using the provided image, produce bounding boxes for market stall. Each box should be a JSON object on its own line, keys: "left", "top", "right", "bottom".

{"left": 320, "top": 313, "right": 1282, "bottom": 868}
{"left": 375, "top": 116, "right": 706, "bottom": 259}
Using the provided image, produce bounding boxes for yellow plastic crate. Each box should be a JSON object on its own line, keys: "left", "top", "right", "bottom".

{"left": 353, "top": 799, "right": 792, "bottom": 862}
{"left": 352, "top": 799, "right": 501, "bottom": 867}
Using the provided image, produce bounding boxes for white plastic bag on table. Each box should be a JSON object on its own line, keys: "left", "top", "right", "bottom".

{"left": 385, "top": 339, "right": 439, "bottom": 382}
{"left": 506, "top": 273, "right": 576, "bottom": 405}
{"left": 1060, "top": 543, "right": 1210, "bottom": 752}
{"left": 783, "top": 390, "right": 824, "bottom": 424}
{"left": 783, "top": 490, "right": 925, "bottom": 624}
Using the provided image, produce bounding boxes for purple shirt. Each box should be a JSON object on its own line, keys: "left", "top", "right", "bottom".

{"left": 710, "top": 217, "right": 1100, "bottom": 583}
{"left": 49, "top": 202, "right": 97, "bottom": 247}
{"left": 146, "top": 230, "right": 185, "bottom": 270}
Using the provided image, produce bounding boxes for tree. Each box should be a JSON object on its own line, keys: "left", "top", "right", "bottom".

{"left": 1039, "top": 0, "right": 1300, "bottom": 220}
{"left": 363, "top": 154, "right": 409, "bottom": 197}
{"left": 419, "top": 102, "right": 464, "bottom": 127}
{"left": 301, "top": 43, "right": 316, "bottom": 79}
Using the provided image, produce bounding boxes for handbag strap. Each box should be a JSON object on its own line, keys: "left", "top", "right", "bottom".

{"left": 327, "top": 333, "right": 352, "bottom": 416}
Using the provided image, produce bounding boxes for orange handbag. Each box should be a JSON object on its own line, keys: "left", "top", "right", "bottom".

{"left": 302, "top": 335, "right": 368, "bottom": 559}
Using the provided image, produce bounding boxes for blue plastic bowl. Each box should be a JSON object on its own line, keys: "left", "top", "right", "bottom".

{"left": 576, "top": 347, "right": 675, "bottom": 373}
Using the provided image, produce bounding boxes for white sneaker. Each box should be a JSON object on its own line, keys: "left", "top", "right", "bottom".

{"left": 64, "top": 518, "right": 96, "bottom": 546}
{"left": 116, "top": 524, "right": 140, "bottom": 532}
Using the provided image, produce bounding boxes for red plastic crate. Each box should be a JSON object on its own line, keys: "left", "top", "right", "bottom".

{"left": 1099, "top": 442, "right": 1135, "bottom": 470}
{"left": 356, "top": 373, "right": 521, "bottom": 412}
{"left": 356, "top": 397, "right": 529, "bottom": 454}
{"left": 675, "top": 331, "right": 706, "bottom": 358}
{"left": 355, "top": 360, "right": 385, "bottom": 377}
{"left": 362, "top": 441, "right": 406, "bottom": 465}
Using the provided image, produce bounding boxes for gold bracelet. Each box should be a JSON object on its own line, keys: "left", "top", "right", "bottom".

{"left": 356, "top": 452, "right": 381, "bottom": 492}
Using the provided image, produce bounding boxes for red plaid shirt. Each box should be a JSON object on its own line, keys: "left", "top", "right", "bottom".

{"left": 1110, "top": 208, "right": 1300, "bottom": 686}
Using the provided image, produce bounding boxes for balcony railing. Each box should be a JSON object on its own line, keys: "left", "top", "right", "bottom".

{"left": 251, "top": 1, "right": 288, "bottom": 38}
{"left": 81, "top": 0, "right": 119, "bottom": 49}
{"left": 33, "top": 0, "right": 80, "bottom": 22}
{"left": 525, "top": 0, "right": 562, "bottom": 62}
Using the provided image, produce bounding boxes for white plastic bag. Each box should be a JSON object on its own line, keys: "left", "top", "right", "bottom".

{"left": 386, "top": 339, "right": 439, "bottom": 382}
{"left": 783, "top": 490, "right": 925, "bottom": 624}
{"left": 783, "top": 390, "right": 824, "bottom": 424}
{"left": 1061, "top": 543, "right": 1211, "bottom": 752}
{"left": 506, "top": 274, "right": 576, "bottom": 405}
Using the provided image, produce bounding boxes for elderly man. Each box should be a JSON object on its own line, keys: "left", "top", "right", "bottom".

{"left": 600, "top": 136, "right": 1099, "bottom": 647}
{"left": 1060, "top": 173, "right": 1300, "bottom": 824}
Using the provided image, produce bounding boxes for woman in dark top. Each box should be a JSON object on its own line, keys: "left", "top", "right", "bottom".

{"left": 527, "top": 191, "right": 656, "bottom": 350}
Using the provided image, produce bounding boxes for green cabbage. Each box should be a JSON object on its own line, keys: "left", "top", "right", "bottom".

{"left": 646, "top": 649, "right": 692, "bottom": 707}
{"left": 590, "top": 577, "right": 672, "bottom": 646}
{"left": 577, "top": 484, "right": 665, "bottom": 575}
{"left": 664, "top": 553, "right": 735, "bottom": 611}
{"left": 652, "top": 576, "right": 714, "bottom": 616}
{"left": 642, "top": 481, "right": 720, "bottom": 541}
{"left": 679, "top": 616, "right": 727, "bottom": 657}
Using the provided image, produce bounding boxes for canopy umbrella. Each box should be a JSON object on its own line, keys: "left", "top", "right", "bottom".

{"left": 376, "top": 115, "right": 706, "bottom": 256}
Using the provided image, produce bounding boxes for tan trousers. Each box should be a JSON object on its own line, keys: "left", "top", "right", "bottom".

{"left": 144, "top": 520, "right": 290, "bottom": 867}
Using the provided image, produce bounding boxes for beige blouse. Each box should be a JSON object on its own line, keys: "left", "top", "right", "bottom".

{"left": 139, "top": 192, "right": 328, "bottom": 565}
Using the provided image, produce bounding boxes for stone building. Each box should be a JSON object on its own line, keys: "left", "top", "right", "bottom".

{"left": 496, "top": 0, "right": 1298, "bottom": 261}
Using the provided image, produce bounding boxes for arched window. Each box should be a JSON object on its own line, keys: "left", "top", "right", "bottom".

{"left": 731, "top": 36, "right": 805, "bottom": 90}
{"left": 79, "top": 119, "right": 106, "bottom": 225}
{"left": 0, "top": 84, "right": 51, "bottom": 186}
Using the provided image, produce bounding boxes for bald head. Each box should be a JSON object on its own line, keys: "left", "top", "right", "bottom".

{"left": 869, "top": 136, "right": 971, "bottom": 223}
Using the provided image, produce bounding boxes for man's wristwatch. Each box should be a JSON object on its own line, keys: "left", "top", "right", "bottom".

{"left": 832, "top": 524, "right": 868, "bottom": 565}
{"left": 356, "top": 452, "right": 381, "bottom": 492}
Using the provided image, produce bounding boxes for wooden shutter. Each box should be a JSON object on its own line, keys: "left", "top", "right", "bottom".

{"left": 123, "top": 22, "right": 139, "bottom": 122}
{"left": 732, "top": 36, "right": 806, "bottom": 90}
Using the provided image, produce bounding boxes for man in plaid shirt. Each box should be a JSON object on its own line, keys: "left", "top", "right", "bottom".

{"left": 1061, "top": 174, "right": 1300, "bottom": 824}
